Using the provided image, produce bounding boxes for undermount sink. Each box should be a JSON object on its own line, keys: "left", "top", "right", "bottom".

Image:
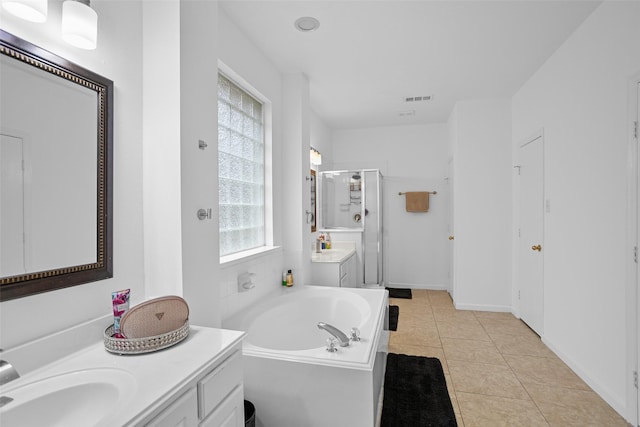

{"left": 0, "top": 368, "right": 137, "bottom": 427}
{"left": 311, "top": 248, "right": 354, "bottom": 263}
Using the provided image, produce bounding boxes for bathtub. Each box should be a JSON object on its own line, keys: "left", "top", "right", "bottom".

{"left": 223, "top": 285, "right": 389, "bottom": 427}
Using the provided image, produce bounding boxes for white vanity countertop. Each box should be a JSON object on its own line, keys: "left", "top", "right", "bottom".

{"left": 0, "top": 326, "right": 245, "bottom": 426}
{"left": 311, "top": 244, "right": 356, "bottom": 263}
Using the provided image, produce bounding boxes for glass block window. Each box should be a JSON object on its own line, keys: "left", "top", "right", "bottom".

{"left": 218, "top": 73, "right": 265, "bottom": 256}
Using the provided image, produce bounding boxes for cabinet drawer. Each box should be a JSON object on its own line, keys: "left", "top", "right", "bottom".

{"left": 146, "top": 388, "right": 198, "bottom": 427}
{"left": 198, "top": 351, "right": 242, "bottom": 420}
{"left": 199, "top": 385, "right": 244, "bottom": 427}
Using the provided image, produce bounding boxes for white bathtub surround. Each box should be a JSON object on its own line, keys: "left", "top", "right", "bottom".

{"left": 223, "top": 285, "right": 389, "bottom": 427}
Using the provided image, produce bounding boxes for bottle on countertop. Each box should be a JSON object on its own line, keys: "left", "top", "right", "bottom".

{"left": 325, "top": 232, "right": 332, "bottom": 250}
{"left": 286, "top": 269, "right": 294, "bottom": 287}
{"left": 282, "top": 270, "right": 287, "bottom": 287}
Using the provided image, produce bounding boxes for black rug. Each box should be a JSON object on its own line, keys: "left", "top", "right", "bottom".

{"left": 387, "top": 287, "right": 412, "bottom": 299}
{"left": 389, "top": 305, "right": 399, "bottom": 331}
{"left": 381, "top": 354, "right": 457, "bottom": 427}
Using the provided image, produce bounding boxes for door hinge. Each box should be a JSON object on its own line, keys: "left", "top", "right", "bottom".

{"left": 634, "top": 121, "right": 638, "bottom": 140}
{"left": 518, "top": 290, "right": 521, "bottom": 300}
{"left": 634, "top": 246, "right": 638, "bottom": 264}
{"left": 634, "top": 371, "right": 638, "bottom": 389}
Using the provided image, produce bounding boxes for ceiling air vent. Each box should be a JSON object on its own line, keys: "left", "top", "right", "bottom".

{"left": 404, "top": 95, "right": 432, "bottom": 103}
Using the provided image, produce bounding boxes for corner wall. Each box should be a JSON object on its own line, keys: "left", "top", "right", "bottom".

{"left": 512, "top": 1, "right": 640, "bottom": 419}
{"left": 448, "top": 99, "right": 512, "bottom": 311}
{"left": 332, "top": 124, "right": 449, "bottom": 288}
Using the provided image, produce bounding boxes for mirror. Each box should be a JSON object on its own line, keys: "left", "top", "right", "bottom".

{"left": 310, "top": 169, "right": 317, "bottom": 232}
{"left": 0, "top": 30, "right": 113, "bottom": 301}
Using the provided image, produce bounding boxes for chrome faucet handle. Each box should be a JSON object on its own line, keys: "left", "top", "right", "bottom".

{"left": 350, "top": 327, "right": 361, "bottom": 342}
{"left": 0, "top": 361, "right": 20, "bottom": 386}
{"left": 325, "top": 337, "right": 338, "bottom": 353}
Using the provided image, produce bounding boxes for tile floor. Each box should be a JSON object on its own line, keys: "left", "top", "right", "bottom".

{"left": 388, "top": 289, "right": 629, "bottom": 427}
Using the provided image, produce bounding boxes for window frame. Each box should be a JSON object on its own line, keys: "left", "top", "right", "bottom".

{"left": 217, "top": 63, "right": 274, "bottom": 263}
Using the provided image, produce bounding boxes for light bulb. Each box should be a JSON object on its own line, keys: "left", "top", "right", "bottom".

{"left": 61, "top": 0, "right": 97, "bottom": 50}
{"left": 1, "top": 0, "right": 47, "bottom": 23}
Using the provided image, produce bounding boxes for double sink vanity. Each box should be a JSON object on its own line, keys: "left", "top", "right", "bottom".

{"left": 0, "top": 323, "right": 245, "bottom": 427}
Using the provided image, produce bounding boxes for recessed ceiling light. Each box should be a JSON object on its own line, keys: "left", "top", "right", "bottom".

{"left": 294, "top": 17, "right": 320, "bottom": 32}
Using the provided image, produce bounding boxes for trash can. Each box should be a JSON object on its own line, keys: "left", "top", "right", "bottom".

{"left": 244, "top": 400, "right": 255, "bottom": 427}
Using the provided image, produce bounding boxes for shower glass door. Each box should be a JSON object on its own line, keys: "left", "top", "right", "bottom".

{"left": 320, "top": 171, "right": 364, "bottom": 230}
{"left": 362, "top": 170, "right": 382, "bottom": 285}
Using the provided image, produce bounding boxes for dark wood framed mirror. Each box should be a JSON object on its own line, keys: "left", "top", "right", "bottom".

{"left": 0, "top": 30, "right": 113, "bottom": 301}
{"left": 310, "top": 169, "right": 317, "bottom": 232}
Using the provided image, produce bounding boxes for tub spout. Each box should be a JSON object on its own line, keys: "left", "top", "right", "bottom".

{"left": 317, "top": 322, "right": 350, "bottom": 347}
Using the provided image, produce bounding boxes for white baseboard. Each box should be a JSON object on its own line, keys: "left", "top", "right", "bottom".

{"left": 453, "top": 301, "right": 512, "bottom": 313}
{"left": 541, "top": 336, "right": 628, "bottom": 422}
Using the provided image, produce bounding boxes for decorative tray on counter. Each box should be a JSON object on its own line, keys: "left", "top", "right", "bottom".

{"left": 103, "top": 321, "right": 189, "bottom": 355}
{"left": 104, "top": 295, "right": 190, "bottom": 355}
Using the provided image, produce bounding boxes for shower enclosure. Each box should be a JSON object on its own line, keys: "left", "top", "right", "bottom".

{"left": 318, "top": 169, "right": 383, "bottom": 286}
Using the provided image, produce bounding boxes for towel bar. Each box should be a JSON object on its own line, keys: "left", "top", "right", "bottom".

{"left": 398, "top": 191, "right": 437, "bottom": 195}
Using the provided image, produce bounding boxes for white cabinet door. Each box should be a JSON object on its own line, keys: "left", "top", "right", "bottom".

{"left": 147, "top": 388, "right": 198, "bottom": 427}
{"left": 200, "top": 386, "right": 244, "bottom": 427}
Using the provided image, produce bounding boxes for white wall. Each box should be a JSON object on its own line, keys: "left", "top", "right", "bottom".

{"left": 0, "top": 0, "right": 144, "bottom": 348}
{"left": 449, "top": 99, "right": 512, "bottom": 311}
{"left": 512, "top": 1, "right": 640, "bottom": 420}
{"left": 217, "top": 8, "right": 287, "bottom": 321}
{"left": 332, "top": 124, "right": 449, "bottom": 288}
{"left": 142, "top": 1, "right": 182, "bottom": 300}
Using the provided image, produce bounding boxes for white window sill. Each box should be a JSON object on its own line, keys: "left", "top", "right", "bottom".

{"left": 220, "top": 246, "right": 282, "bottom": 268}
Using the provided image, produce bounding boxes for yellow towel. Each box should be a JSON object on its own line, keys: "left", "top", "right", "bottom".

{"left": 405, "top": 192, "right": 429, "bottom": 212}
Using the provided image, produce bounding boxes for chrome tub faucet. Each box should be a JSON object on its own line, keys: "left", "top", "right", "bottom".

{"left": 317, "top": 322, "right": 350, "bottom": 347}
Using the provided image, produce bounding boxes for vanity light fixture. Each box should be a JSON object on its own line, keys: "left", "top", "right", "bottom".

{"left": 61, "top": 0, "right": 97, "bottom": 50}
{"left": 294, "top": 16, "right": 320, "bottom": 32}
{"left": 310, "top": 147, "right": 322, "bottom": 166}
{"left": 1, "top": 0, "right": 47, "bottom": 22}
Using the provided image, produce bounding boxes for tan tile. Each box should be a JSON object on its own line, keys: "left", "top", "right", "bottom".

{"left": 429, "top": 290, "right": 455, "bottom": 307}
{"left": 411, "top": 289, "right": 431, "bottom": 300}
{"left": 437, "top": 319, "right": 492, "bottom": 341}
{"left": 447, "top": 359, "right": 529, "bottom": 400}
{"left": 457, "top": 392, "right": 549, "bottom": 427}
{"left": 389, "top": 325, "right": 442, "bottom": 348}
{"left": 503, "top": 354, "right": 590, "bottom": 390}
{"left": 441, "top": 337, "right": 507, "bottom": 366}
{"left": 523, "top": 383, "right": 628, "bottom": 427}
{"left": 402, "top": 311, "right": 437, "bottom": 328}
{"left": 489, "top": 332, "right": 556, "bottom": 358}
{"left": 433, "top": 305, "right": 478, "bottom": 322}
{"left": 476, "top": 316, "right": 537, "bottom": 337}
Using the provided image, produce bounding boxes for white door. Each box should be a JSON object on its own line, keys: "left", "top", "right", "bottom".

{"left": 0, "top": 134, "right": 26, "bottom": 277}
{"left": 519, "top": 134, "right": 544, "bottom": 336}
{"left": 447, "top": 159, "right": 455, "bottom": 296}
{"left": 636, "top": 81, "right": 639, "bottom": 425}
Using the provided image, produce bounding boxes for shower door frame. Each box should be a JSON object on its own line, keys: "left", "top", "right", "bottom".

{"left": 318, "top": 169, "right": 384, "bottom": 286}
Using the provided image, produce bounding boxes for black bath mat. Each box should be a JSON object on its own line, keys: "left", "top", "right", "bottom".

{"left": 381, "top": 354, "right": 457, "bottom": 427}
{"left": 389, "top": 305, "right": 399, "bottom": 331}
{"left": 387, "top": 287, "right": 412, "bottom": 299}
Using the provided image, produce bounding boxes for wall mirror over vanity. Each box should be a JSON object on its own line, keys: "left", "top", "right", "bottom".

{"left": 310, "top": 169, "right": 316, "bottom": 232}
{"left": 0, "top": 29, "right": 113, "bottom": 301}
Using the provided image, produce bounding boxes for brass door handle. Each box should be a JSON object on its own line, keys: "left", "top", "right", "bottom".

{"left": 448, "top": 235, "right": 454, "bottom": 240}
{"left": 531, "top": 244, "right": 542, "bottom": 252}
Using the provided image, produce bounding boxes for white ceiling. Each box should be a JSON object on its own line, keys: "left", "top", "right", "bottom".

{"left": 220, "top": 0, "right": 601, "bottom": 129}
